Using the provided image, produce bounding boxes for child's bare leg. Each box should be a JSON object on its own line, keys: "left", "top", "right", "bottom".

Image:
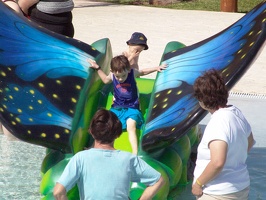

{"left": 2, "top": 125, "right": 17, "bottom": 140}
{"left": 0, "top": 123, "right": 3, "bottom": 134}
{"left": 126, "top": 118, "right": 138, "bottom": 155}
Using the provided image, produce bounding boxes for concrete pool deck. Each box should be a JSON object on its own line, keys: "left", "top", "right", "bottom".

{"left": 72, "top": 0, "right": 266, "bottom": 95}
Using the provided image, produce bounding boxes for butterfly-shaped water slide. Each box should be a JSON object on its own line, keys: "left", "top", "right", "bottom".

{"left": 0, "top": 1, "right": 265, "bottom": 199}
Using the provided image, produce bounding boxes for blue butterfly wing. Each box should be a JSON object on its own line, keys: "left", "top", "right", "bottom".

{"left": 0, "top": 2, "right": 102, "bottom": 152}
{"left": 141, "top": 1, "right": 266, "bottom": 153}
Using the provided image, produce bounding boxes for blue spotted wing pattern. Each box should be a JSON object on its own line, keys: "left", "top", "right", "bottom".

{"left": 0, "top": 2, "right": 101, "bottom": 152}
{"left": 142, "top": 1, "right": 266, "bottom": 153}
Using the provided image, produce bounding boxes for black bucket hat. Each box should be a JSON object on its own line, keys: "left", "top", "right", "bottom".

{"left": 126, "top": 32, "right": 149, "bottom": 50}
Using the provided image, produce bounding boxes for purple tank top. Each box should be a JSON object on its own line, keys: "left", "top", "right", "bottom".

{"left": 112, "top": 69, "right": 139, "bottom": 109}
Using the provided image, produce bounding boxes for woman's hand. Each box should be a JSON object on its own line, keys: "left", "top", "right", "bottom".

{"left": 192, "top": 182, "right": 203, "bottom": 198}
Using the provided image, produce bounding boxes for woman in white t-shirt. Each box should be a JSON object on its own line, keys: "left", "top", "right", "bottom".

{"left": 192, "top": 69, "right": 255, "bottom": 200}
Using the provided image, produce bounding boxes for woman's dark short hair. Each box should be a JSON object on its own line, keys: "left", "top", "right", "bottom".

{"left": 89, "top": 108, "right": 122, "bottom": 144}
{"left": 110, "top": 55, "right": 130, "bottom": 73}
{"left": 193, "top": 69, "right": 228, "bottom": 110}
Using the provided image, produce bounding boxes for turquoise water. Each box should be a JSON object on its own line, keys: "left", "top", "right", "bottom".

{"left": 0, "top": 96, "right": 265, "bottom": 199}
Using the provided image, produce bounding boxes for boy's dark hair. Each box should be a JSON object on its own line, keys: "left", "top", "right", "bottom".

{"left": 193, "top": 69, "right": 228, "bottom": 110}
{"left": 89, "top": 108, "right": 122, "bottom": 144}
{"left": 110, "top": 55, "right": 130, "bottom": 73}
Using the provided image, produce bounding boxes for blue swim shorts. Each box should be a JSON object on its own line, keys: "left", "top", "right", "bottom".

{"left": 110, "top": 107, "right": 144, "bottom": 130}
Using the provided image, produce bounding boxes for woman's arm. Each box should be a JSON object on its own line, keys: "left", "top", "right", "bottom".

{"left": 192, "top": 140, "right": 227, "bottom": 197}
{"left": 4, "top": 0, "right": 24, "bottom": 16}
{"left": 248, "top": 132, "right": 255, "bottom": 152}
{"left": 18, "top": 0, "right": 39, "bottom": 15}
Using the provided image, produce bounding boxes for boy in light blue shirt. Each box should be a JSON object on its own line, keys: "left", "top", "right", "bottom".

{"left": 53, "top": 109, "right": 165, "bottom": 200}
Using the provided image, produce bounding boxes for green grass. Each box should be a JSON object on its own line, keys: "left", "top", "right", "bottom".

{"left": 96, "top": 0, "right": 264, "bottom": 13}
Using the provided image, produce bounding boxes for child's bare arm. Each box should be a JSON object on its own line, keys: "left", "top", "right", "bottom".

{"left": 125, "top": 50, "right": 139, "bottom": 61}
{"left": 88, "top": 59, "right": 112, "bottom": 84}
{"left": 135, "top": 63, "right": 167, "bottom": 77}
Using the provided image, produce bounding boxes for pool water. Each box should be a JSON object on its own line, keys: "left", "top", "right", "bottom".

{"left": 0, "top": 95, "right": 265, "bottom": 199}
{"left": 0, "top": 135, "right": 45, "bottom": 200}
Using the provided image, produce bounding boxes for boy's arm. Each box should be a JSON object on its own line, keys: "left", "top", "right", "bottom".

{"left": 53, "top": 183, "right": 68, "bottom": 200}
{"left": 123, "top": 50, "right": 140, "bottom": 64}
{"left": 135, "top": 64, "right": 167, "bottom": 77}
{"left": 88, "top": 59, "right": 112, "bottom": 84}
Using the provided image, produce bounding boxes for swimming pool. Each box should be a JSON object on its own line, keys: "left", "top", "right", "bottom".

{"left": 0, "top": 95, "right": 265, "bottom": 199}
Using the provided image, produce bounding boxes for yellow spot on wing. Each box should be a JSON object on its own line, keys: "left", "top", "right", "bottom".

{"left": 1, "top": 71, "right": 6, "bottom": 76}
{"left": 14, "top": 87, "right": 19, "bottom": 91}
{"left": 162, "top": 103, "right": 168, "bottom": 108}
{"left": 41, "top": 133, "right": 46, "bottom": 137}
{"left": 55, "top": 134, "right": 60, "bottom": 139}
{"left": 56, "top": 80, "right": 62, "bottom": 85}
{"left": 177, "top": 90, "right": 182, "bottom": 95}
{"left": 241, "top": 54, "right": 246, "bottom": 59}
{"left": 71, "top": 98, "right": 77, "bottom": 103}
